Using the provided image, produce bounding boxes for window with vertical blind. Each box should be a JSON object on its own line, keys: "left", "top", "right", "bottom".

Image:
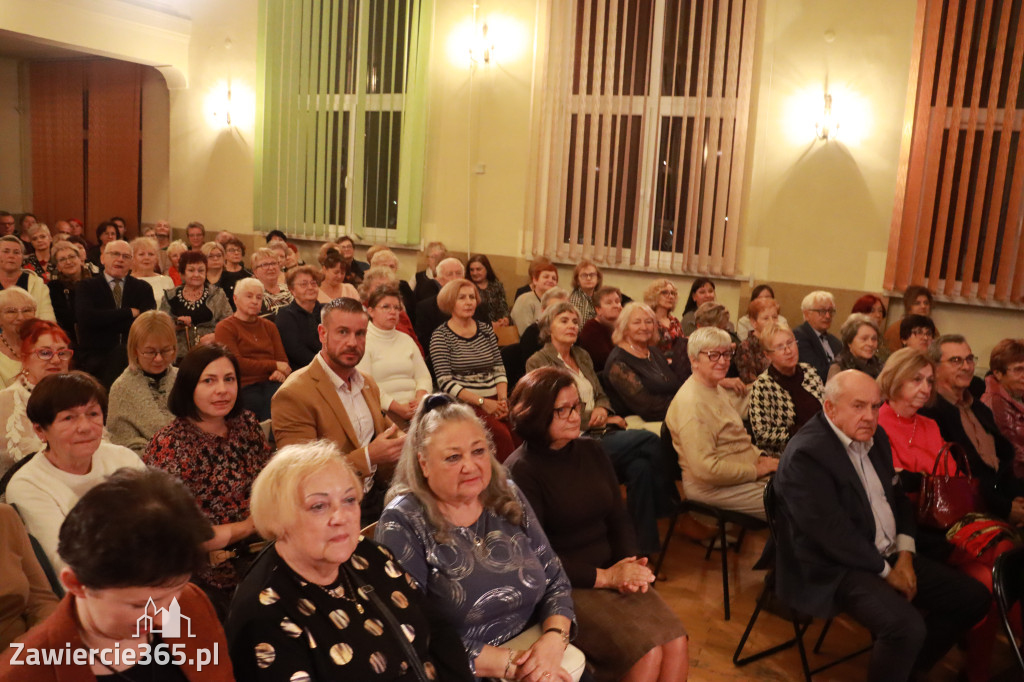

{"left": 886, "top": 0, "right": 1024, "bottom": 305}
{"left": 256, "top": 0, "right": 432, "bottom": 244}
{"left": 526, "top": 0, "right": 758, "bottom": 275}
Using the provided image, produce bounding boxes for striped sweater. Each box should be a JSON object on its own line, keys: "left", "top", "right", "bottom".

{"left": 429, "top": 321, "right": 507, "bottom": 397}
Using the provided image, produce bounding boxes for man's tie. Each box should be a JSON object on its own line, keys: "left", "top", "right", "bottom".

{"left": 112, "top": 279, "right": 123, "bottom": 309}
{"left": 820, "top": 332, "right": 834, "bottom": 361}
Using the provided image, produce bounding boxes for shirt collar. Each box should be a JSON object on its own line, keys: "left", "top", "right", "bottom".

{"left": 316, "top": 352, "right": 365, "bottom": 393}
{"left": 936, "top": 383, "right": 971, "bottom": 408}
{"left": 103, "top": 271, "right": 123, "bottom": 285}
{"left": 824, "top": 412, "right": 875, "bottom": 454}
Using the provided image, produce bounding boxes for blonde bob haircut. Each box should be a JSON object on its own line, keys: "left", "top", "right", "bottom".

{"left": 126, "top": 311, "right": 177, "bottom": 370}
{"left": 694, "top": 301, "right": 729, "bottom": 329}
{"left": 687, "top": 326, "right": 732, "bottom": 361}
{"left": 251, "top": 247, "right": 278, "bottom": 268}
{"left": 166, "top": 240, "right": 189, "bottom": 258}
{"left": 758, "top": 321, "right": 794, "bottom": 351}
{"left": 642, "top": 278, "right": 677, "bottom": 308}
{"left": 612, "top": 302, "right": 658, "bottom": 346}
{"left": 386, "top": 396, "right": 521, "bottom": 544}
{"left": 437, "top": 278, "right": 478, "bottom": 315}
{"left": 250, "top": 440, "right": 362, "bottom": 541}
{"left": 200, "top": 241, "right": 225, "bottom": 259}
{"left": 876, "top": 347, "right": 935, "bottom": 404}
{"left": 131, "top": 236, "right": 159, "bottom": 256}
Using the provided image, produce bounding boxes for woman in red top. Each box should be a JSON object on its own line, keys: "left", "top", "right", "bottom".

{"left": 877, "top": 347, "right": 1013, "bottom": 682}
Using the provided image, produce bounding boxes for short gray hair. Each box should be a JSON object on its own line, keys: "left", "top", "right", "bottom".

{"left": 0, "top": 286, "right": 34, "bottom": 311}
{"left": 386, "top": 397, "right": 521, "bottom": 543}
{"left": 358, "top": 266, "right": 398, "bottom": 300}
{"left": 540, "top": 286, "right": 569, "bottom": 308}
{"left": 801, "top": 290, "right": 835, "bottom": 311}
{"left": 839, "top": 313, "right": 879, "bottom": 347}
{"left": 927, "top": 334, "right": 968, "bottom": 364}
{"left": 436, "top": 257, "right": 465, "bottom": 280}
{"left": 538, "top": 301, "right": 579, "bottom": 344}
{"left": 687, "top": 326, "right": 732, "bottom": 360}
{"left": 233, "top": 277, "right": 265, "bottom": 298}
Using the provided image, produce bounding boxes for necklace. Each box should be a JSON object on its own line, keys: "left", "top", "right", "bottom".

{"left": 627, "top": 342, "right": 651, "bottom": 359}
{"left": 0, "top": 332, "right": 17, "bottom": 358}
{"left": 177, "top": 285, "right": 208, "bottom": 312}
{"left": 312, "top": 566, "right": 365, "bottom": 614}
{"left": 891, "top": 408, "right": 918, "bottom": 446}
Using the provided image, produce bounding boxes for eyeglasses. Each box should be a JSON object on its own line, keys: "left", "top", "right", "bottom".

{"left": 700, "top": 349, "right": 735, "bottom": 362}
{"left": 910, "top": 328, "right": 934, "bottom": 337}
{"left": 32, "top": 348, "right": 73, "bottom": 361}
{"left": 138, "top": 347, "right": 176, "bottom": 360}
{"left": 808, "top": 308, "right": 836, "bottom": 316}
{"left": 578, "top": 272, "right": 599, "bottom": 279}
{"left": 767, "top": 339, "right": 797, "bottom": 353}
{"left": 553, "top": 401, "right": 583, "bottom": 419}
{"left": 106, "top": 251, "right": 132, "bottom": 260}
{"left": 1, "top": 307, "right": 34, "bottom": 317}
{"left": 659, "top": 289, "right": 678, "bottom": 296}
{"left": 942, "top": 354, "right": 976, "bottom": 367}
{"left": 255, "top": 262, "right": 278, "bottom": 270}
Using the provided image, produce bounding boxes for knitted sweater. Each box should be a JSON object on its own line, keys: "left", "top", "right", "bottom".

{"left": 214, "top": 315, "right": 288, "bottom": 386}
{"left": 356, "top": 322, "right": 433, "bottom": 409}
{"left": 107, "top": 366, "right": 178, "bottom": 454}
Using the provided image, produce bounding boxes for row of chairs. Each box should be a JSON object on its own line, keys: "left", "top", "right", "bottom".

{"left": 654, "top": 475, "right": 1024, "bottom": 680}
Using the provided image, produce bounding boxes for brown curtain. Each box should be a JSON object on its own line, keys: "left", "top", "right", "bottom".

{"left": 29, "top": 59, "right": 143, "bottom": 241}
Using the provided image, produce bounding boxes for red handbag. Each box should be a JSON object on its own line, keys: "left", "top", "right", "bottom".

{"left": 916, "top": 443, "right": 980, "bottom": 529}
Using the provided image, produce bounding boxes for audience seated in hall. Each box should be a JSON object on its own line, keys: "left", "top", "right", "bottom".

{"left": 898, "top": 313, "right": 936, "bottom": 352}
{"left": 130, "top": 236, "right": 174, "bottom": 304}
{"left": 513, "top": 255, "right": 552, "bottom": 301}
{"left": 645, "top": 278, "right": 686, "bottom": 374}
{"left": 982, "top": 338, "right": 1024, "bottom": 468}
{"left": 221, "top": 237, "right": 252, "bottom": 309}
{"left": 567, "top": 259, "right": 603, "bottom": 325}
{"left": 203, "top": 240, "right": 246, "bottom": 305}
{"left": 271, "top": 297, "right": 405, "bottom": 525}
{"left": 22, "top": 222, "right": 53, "bottom": 282}
{"left": 0, "top": 288, "right": 38, "bottom": 390}
{"left": 793, "top": 290, "right": 842, "bottom": 383}
{"left": 359, "top": 265, "right": 423, "bottom": 355}
{"left": 468, "top": 253, "right": 512, "bottom": 326}
{"left": 413, "top": 240, "right": 448, "bottom": 302}
{"left": 827, "top": 313, "right": 883, "bottom": 381}
{"left": 0, "top": 236, "right": 55, "bottom": 323}
{"left": 603, "top": 302, "right": 681, "bottom": 422}
{"left": 415, "top": 257, "right": 475, "bottom": 352}
{"left": 46, "top": 242, "right": 91, "bottom": 344}
{"left": 74, "top": 240, "right": 157, "bottom": 388}
{"left": 85, "top": 221, "right": 119, "bottom": 270}
{"left": 518, "top": 286, "right": 569, "bottom": 363}
{"left": 679, "top": 277, "right": 718, "bottom": 336}
{"left": 665, "top": 327, "right": 777, "bottom": 520}
{"left": 158, "top": 249, "right": 233, "bottom": 359}
{"left": 334, "top": 235, "right": 369, "bottom": 282}
{"left": 368, "top": 246, "right": 418, "bottom": 322}
{"left": 735, "top": 284, "right": 789, "bottom": 340}
{"left": 165, "top": 239, "right": 188, "bottom": 285}
{"left": 317, "top": 247, "right": 360, "bottom": 303}
{"left": 250, "top": 247, "right": 293, "bottom": 319}
{"left": 882, "top": 284, "right": 936, "bottom": 352}
{"left": 578, "top": 286, "right": 622, "bottom": 372}
{"left": 733, "top": 296, "right": 779, "bottom": 384}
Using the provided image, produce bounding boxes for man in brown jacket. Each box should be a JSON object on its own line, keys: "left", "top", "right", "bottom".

{"left": 271, "top": 297, "right": 406, "bottom": 524}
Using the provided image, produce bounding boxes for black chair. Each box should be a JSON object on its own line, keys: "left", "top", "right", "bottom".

{"left": 0, "top": 451, "right": 36, "bottom": 500}
{"left": 656, "top": 423, "right": 767, "bottom": 620}
{"left": 993, "top": 545, "right": 1024, "bottom": 676}
{"left": 732, "top": 478, "right": 871, "bottom": 680}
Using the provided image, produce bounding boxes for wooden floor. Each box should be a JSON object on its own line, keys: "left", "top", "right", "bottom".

{"left": 652, "top": 519, "right": 1020, "bottom": 681}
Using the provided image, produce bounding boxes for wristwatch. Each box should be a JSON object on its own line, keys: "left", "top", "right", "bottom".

{"left": 477, "top": 397, "right": 484, "bottom": 407}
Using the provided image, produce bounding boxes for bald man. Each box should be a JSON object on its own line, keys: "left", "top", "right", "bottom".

{"left": 774, "top": 370, "right": 989, "bottom": 681}
{"left": 414, "top": 257, "right": 486, "bottom": 352}
{"left": 75, "top": 240, "right": 157, "bottom": 387}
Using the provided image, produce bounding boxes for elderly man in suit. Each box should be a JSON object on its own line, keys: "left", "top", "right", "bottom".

{"left": 74, "top": 240, "right": 156, "bottom": 388}
{"left": 271, "top": 296, "right": 405, "bottom": 524}
{"left": 793, "top": 290, "right": 842, "bottom": 381}
{"left": 774, "top": 370, "right": 989, "bottom": 682}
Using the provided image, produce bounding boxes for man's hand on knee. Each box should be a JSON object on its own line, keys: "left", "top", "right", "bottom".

{"left": 885, "top": 551, "right": 917, "bottom": 600}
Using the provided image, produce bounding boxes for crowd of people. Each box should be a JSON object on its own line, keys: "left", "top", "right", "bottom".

{"left": 0, "top": 214, "right": 1020, "bottom": 681}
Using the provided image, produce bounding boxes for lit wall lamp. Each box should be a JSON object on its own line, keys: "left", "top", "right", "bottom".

{"left": 205, "top": 80, "right": 256, "bottom": 131}
{"left": 469, "top": 21, "right": 495, "bottom": 64}
{"left": 816, "top": 92, "right": 839, "bottom": 141}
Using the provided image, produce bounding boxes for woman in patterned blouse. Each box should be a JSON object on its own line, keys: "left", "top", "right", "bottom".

{"left": 158, "top": 250, "right": 233, "bottom": 358}
{"left": 226, "top": 440, "right": 474, "bottom": 682}
{"left": 378, "top": 395, "right": 583, "bottom": 681}
{"left": 146, "top": 344, "right": 272, "bottom": 616}
{"left": 22, "top": 223, "right": 53, "bottom": 282}
{"left": 467, "top": 254, "right": 511, "bottom": 326}
{"left": 568, "top": 260, "right": 602, "bottom": 325}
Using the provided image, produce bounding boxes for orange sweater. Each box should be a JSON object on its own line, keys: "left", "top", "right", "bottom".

{"left": 214, "top": 315, "right": 288, "bottom": 387}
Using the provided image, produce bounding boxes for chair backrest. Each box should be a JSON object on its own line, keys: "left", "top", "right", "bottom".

{"left": 362, "top": 521, "right": 378, "bottom": 540}
{"left": 0, "top": 451, "right": 37, "bottom": 501}
{"left": 993, "top": 545, "right": 1024, "bottom": 674}
{"left": 763, "top": 476, "right": 779, "bottom": 541}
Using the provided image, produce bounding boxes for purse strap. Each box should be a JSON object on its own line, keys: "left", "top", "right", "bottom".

{"left": 347, "top": 566, "right": 431, "bottom": 682}
{"left": 934, "top": 442, "right": 973, "bottom": 479}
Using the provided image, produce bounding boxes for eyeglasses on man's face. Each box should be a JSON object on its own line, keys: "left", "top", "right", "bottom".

{"left": 808, "top": 308, "right": 836, "bottom": 316}
{"left": 942, "top": 354, "right": 976, "bottom": 367}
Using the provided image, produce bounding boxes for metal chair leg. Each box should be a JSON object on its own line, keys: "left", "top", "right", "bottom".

{"left": 813, "top": 618, "right": 833, "bottom": 653}
{"left": 653, "top": 507, "right": 681, "bottom": 577}
{"left": 719, "top": 520, "right": 731, "bottom": 620}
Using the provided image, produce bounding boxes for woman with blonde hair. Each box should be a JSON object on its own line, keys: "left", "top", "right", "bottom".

{"left": 130, "top": 236, "right": 174, "bottom": 303}
{"left": 378, "top": 396, "right": 583, "bottom": 681}
{"left": 46, "top": 242, "right": 91, "bottom": 344}
{"left": 165, "top": 239, "right": 189, "bottom": 286}
{"left": 107, "top": 311, "right": 179, "bottom": 454}
{"left": 226, "top": 440, "right": 474, "bottom": 681}
{"left": 0, "top": 287, "right": 37, "bottom": 388}
{"left": 604, "top": 302, "right": 680, "bottom": 421}
{"left": 644, "top": 279, "right": 684, "bottom": 366}
{"left": 22, "top": 222, "right": 53, "bottom": 282}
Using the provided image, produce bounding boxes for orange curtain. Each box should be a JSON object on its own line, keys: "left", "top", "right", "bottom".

{"left": 28, "top": 59, "right": 142, "bottom": 241}
{"left": 29, "top": 61, "right": 86, "bottom": 228}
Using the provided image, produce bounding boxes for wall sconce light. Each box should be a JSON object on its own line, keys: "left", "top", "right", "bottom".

{"left": 205, "top": 80, "right": 256, "bottom": 131}
{"left": 816, "top": 92, "right": 838, "bottom": 141}
{"left": 469, "top": 22, "right": 494, "bottom": 64}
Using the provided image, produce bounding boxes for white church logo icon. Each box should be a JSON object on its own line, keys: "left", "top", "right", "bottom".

{"left": 135, "top": 597, "right": 195, "bottom": 638}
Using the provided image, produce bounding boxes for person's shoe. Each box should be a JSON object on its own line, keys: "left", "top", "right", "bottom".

{"left": 676, "top": 514, "right": 718, "bottom": 542}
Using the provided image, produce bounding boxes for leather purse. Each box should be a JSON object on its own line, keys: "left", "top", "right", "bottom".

{"left": 916, "top": 443, "right": 979, "bottom": 529}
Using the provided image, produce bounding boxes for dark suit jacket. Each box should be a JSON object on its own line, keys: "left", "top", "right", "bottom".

{"left": 414, "top": 271, "right": 440, "bottom": 302}
{"left": 919, "top": 391, "right": 1022, "bottom": 518}
{"left": 774, "top": 412, "right": 915, "bottom": 618}
{"left": 793, "top": 321, "right": 842, "bottom": 383}
{"left": 74, "top": 274, "right": 157, "bottom": 355}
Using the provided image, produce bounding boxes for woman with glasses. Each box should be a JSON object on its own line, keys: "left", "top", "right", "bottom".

{"left": 107, "top": 311, "right": 179, "bottom": 455}
{"left": 748, "top": 322, "right": 825, "bottom": 458}
{"left": 507, "top": 367, "right": 688, "bottom": 682}
{"left": 897, "top": 314, "right": 937, "bottom": 352}
{"left": 826, "top": 313, "right": 883, "bottom": 381}
{"left": 604, "top": 302, "right": 681, "bottom": 422}
{"left": 0, "top": 287, "right": 37, "bottom": 388}
{"left": 357, "top": 285, "right": 431, "bottom": 428}
{"left": 251, "top": 247, "right": 293, "bottom": 318}
{"left": 568, "top": 260, "right": 602, "bottom": 325}
{"left": 146, "top": 344, "right": 273, "bottom": 616}
{"left": 159, "top": 250, "right": 233, "bottom": 358}
{"left": 0, "top": 320, "right": 72, "bottom": 476}
{"left": 47, "top": 242, "right": 92, "bottom": 344}
{"left": 644, "top": 279, "right": 687, "bottom": 372}
{"left": 665, "top": 327, "right": 778, "bottom": 519}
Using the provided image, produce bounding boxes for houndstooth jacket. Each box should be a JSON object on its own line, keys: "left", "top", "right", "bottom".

{"left": 749, "top": 362, "right": 825, "bottom": 457}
